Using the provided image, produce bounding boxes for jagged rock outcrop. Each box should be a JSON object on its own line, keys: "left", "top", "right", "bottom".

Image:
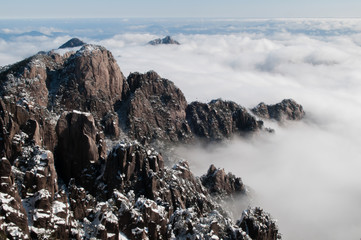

{"left": 121, "top": 73, "right": 265, "bottom": 144}
{"left": 2, "top": 136, "right": 282, "bottom": 240}
{"left": 202, "top": 164, "right": 246, "bottom": 196}
{"left": 0, "top": 51, "right": 60, "bottom": 160}
{"left": 0, "top": 157, "right": 30, "bottom": 239}
{"left": 187, "top": 99, "right": 264, "bottom": 140}
{"left": 148, "top": 36, "right": 180, "bottom": 45}
{"left": 55, "top": 44, "right": 127, "bottom": 120}
{"left": 121, "top": 71, "right": 192, "bottom": 143}
{"left": 16, "top": 147, "right": 58, "bottom": 200}
{"left": 102, "top": 112, "right": 120, "bottom": 138}
{"left": 252, "top": 99, "right": 305, "bottom": 122}
{"left": 0, "top": 98, "right": 58, "bottom": 162}
{"left": 103, "top": 142, "right": 211, "bottom": 214}
{"left": 10, "top": 132, "right": 72, "bottom": 239}
{"left": 0, "top": 44, "right": 126, "bottom": 159}
{"left": 55, "top": 110, "right": 105, "bottom": 184}
{"left": 58, "top": 38, "right": 86, "bottom": 49}
{"left": 101, "top": 142, "right": 269, "bottom": 239}
{"left": 103, "top": 142, "right": 164, "bottom": 196}
{"left": 21, "top": 119, "right": 41, "bottom": 146}
{"left": 238, "top": 207, "right": 281, "bottom": 240}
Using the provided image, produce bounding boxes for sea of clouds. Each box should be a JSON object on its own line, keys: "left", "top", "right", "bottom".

{"left": 1, "top": 18, "right": 361, "bottom": 239}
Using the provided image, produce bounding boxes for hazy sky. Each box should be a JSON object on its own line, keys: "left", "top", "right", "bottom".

{"left": 1, "top": 0, "right": 361, "bottom": 18}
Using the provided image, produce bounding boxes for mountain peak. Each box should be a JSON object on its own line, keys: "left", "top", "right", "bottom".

{"left": 74, "top": 44, "right": 106, "bottom": 57}
{"left": 148, "top": 35, "right": 180, "bottom": 45}
{"left": 58, "top": 38, "right": 86, "bottom": 49}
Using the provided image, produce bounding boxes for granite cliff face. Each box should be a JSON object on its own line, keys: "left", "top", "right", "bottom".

{"left": 55, "top": 110, "right": 106, "bottom": 184}
{"left": 121, "top": 71, "right": 191, "bottom": 143}
{"left": 0, "top": 44, "right": 126, "bottom": 152}
{"left": 0, "top": 39, "right": 304, "bottom": 239}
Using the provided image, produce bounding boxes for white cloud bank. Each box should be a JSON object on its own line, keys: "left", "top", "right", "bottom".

{"left": 0, "top": 35, "right": 74, "bottom": 66}
{"left": 1, "top": 18, "right": 361, "bottom": 240}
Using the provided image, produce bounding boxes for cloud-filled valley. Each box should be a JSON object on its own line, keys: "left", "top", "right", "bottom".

{"left": 1, "top": 18, "right": 361, "bottom": 239}
{"left": 104, "top": 25, "right": 361, "bottom": 240}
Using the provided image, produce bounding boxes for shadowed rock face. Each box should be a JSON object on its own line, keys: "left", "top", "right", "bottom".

{"left": 201, "top": 164, "right": 245, "bottom": 195}
{"left": 0, "top": 44, "right": 125, "bottom": 114}
{"left": 56, "top": 45, "right": 127, "bottom": 120}
{"left": 238, "top": 207, "right": 281, "bottom": 240}
{"left": 148, "top": 36, "right": 180, "bottom": 45}
{"left": 0, "top": 44, "right": 126, "bottom": 156}
{"left": 187, "top": 99, "right": 263, "bottom": 140}
{"left": 55, "top": 110, "right": 105, "bottom": 183}
{"left": 252, "top": 99, "right": 305, "bottom": 121}
{"left": 121, "top": 73, "right": 265, "bottom": 144}
{"left": 58, "top": 38, "right": 86, "bottom": 49}
{"left": 0, "top": 98, "right": 57, "bottom": 161}
{"left": 121, "top": 71, "right": 192, "bottom": 143}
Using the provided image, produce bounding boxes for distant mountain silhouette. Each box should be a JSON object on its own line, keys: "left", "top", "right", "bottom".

{"left": 148, "top": 35, "right": 180, "bottom": 45}
{"left": 58, "top": 37, "right": 86, "bottom": 49}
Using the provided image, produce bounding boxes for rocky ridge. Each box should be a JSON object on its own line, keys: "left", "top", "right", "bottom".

{"left": 187, "top": 99, "right": 263, "bottom": 141}
{"left": 0, "top": 39, "right": 304, "bottom": 239}
{"left": 251, "top": 99, "right": 305, "bottom": 122}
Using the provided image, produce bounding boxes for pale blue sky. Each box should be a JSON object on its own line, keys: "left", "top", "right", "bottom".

{"left": 1, "top": 0, "right": 361, "bottom": 18}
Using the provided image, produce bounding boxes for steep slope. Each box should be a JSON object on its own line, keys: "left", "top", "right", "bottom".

{"left": 0, "top": 44, "right": 126, "bottom": 158}
{"left": 120, "top": 71, "right": 192, "bottom": 143}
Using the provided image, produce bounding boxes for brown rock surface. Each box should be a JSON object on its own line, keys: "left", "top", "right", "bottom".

{"left": 122, "top": 71, "right": 192, "bottom": 143}
{"left": 238, "top": 207, "right": 281, "bottom": 240}
{"left": 57, "top": 45, "right": 126, "bottom": 120}
{"left": 187, "top": 99, "right": 263, "bottom": 140}
{"left": 252, "top": 99, "right": 305, "bottom": 121}
{"left": 19, "top": 148, "right": 58, "bottom": 199}
{"left": 21, "top": 119, "right": 41, "bottom": 145}
{"left": 0, "top": 157, "right": 30, "bottom": 239}
{"left": 55, "top": 110, "right": 105, "bottom": 183}
{"left": 201, "top": 164, "right": 245, "bottom": 195}
{"left": 104, "top": 142, "right": 164, "bottom": 197}
{"left": 0, "top": 44, "right": 127, "bottom": 151}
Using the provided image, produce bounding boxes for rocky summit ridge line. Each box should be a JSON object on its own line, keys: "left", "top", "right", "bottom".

{"left": 0, "top": 39, "right": 304, "bottom": 239}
